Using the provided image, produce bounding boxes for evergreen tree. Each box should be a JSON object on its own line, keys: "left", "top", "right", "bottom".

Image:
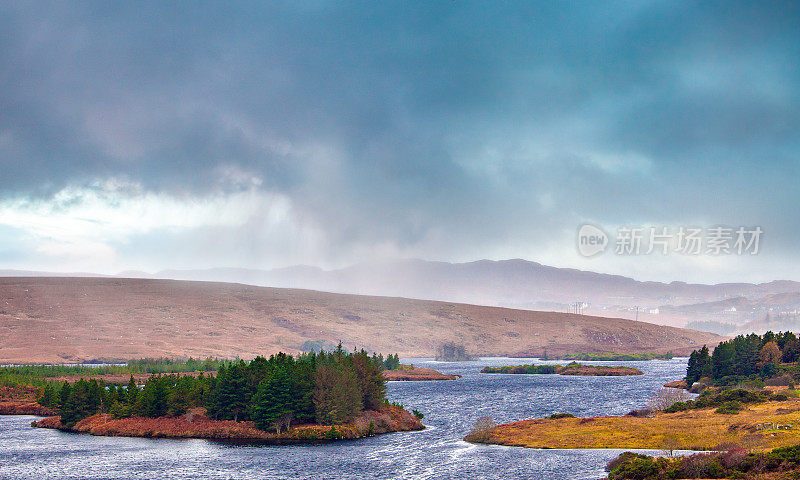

{"left": 134, "top": 375, "right": 169, "bottom": 417}
{"left": 60, "top": 379, "right": 101, "bottom": 428}
{"left": 249, "top": 366, "right": 296, "bottom": 432}
{"left": 58, "top": 381, "right": 71, "bottom": 409}
{"left": 351, "top": 349, "right": 386, "bottom": 410}
{"left": 685, "top": 345, "right": 712, "bottom": 385}
{"left": 207, "top": 362, "right": 251, "bottom": 421}
{"left": 126, "top": 375, "right": 139, "bottom": 404}
{"left": 38, "top": 384, "right": 58, "bottom": 408}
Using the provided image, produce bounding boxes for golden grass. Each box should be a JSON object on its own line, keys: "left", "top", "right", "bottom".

{"left": 485, "top": 399, "right": 800, "bottom": 452}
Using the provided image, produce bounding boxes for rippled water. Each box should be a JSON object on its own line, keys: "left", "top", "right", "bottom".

{"left": 0, "top": 357, "right": 689, "bottom": 479}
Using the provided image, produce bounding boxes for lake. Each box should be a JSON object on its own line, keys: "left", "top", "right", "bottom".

{"left": 0, "top": 357, "right": 689, "bottom": 479}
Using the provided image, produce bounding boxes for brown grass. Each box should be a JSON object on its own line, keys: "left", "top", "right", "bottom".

{"left": 383, "top": 366, "right": 459, "bottom": 381}
{"left": 479, "top": 398, "right": 800, "bottom": 451}
{"left": 0, "top": 277, "right": 725, "bottom": 363}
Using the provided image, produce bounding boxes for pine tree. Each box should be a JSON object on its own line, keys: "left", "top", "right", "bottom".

{"left": 126, "top": 375, "right": 139, "bottom": 404}
{"left": 351, "top": 350, "right": 386, "bottom": 410}
{"left": 58, "top": 381, "right": 71, "bottom": 409}
{"left": 38, "top": 384, "right": 58, "bottom": 409}
{"left": 207, "top": 362, "right": 251, "bottom": 421}
{"left": 250, "top": 367, "right": 296, "bottom": 432}
{"left": 134, "top": 375, "right": 169, "bottom": 417}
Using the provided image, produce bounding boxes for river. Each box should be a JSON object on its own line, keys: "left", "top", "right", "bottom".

{"left": 0, "top": 357, "right": 689, "bottom": 479}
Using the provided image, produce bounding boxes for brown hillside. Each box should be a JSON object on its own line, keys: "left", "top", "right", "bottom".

{"left": 0, "top": 277, "right": 724, "bottom": 363}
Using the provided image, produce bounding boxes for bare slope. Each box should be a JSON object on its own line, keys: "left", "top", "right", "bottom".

{"left": 0, "top": 277, "right": 724, "bottom": 363}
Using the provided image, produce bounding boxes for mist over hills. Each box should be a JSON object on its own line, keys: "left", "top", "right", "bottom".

{"left": 5, "top": 258, "right": 799, "bottom": 333}
{"left": 151, "top": 259, "right": 800, "bottom": 330}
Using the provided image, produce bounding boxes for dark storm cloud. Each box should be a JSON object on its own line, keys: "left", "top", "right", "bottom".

{"left": 0, "top": 1, "right": 798, "bottom": 276}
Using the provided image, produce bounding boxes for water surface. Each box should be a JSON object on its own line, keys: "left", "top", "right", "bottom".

{"left": 0, "top": 357, "right": 689, "bottom": 479}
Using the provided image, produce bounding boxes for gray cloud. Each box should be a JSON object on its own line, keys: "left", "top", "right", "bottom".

{"left": 0, "top": 1, "right": 798, "bottom": 280}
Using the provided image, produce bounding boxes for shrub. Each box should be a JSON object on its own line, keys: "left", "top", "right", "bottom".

{"left": 773, "top": 393, "right": 789, "bottom": 401}
{"left": 606, "top": 451, "right": 650, "bottom": 472}
{"left": 605, "top": 452, "right": 666, "bottom": 480}
{"left": 663, "top": 401, "right": 691, "bottom": 413}
{"left": 464, "top": 416, "right": 495, "bottom": 443}
{"left": 547, "top": 413, "right": 575, "bottom": 419}
{"left": 719, "top": 445, "right": 748, "bottom": 469}
{"left": 715, "top": 401, "right": 743, "bottom": 414}
{"left": 627, "top": 408, "right": 651, "bottom": 417}
{"left": 412, "top": 409, "right": 424, "bottom": 420}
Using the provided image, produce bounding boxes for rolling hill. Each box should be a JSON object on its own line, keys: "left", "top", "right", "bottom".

{"left": 0, "top": 277, "right": 725, "bottom": 363}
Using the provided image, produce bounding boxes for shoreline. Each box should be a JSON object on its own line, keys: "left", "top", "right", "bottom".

{"left": 31, "top": 405, "right": 423, "bottom": 443}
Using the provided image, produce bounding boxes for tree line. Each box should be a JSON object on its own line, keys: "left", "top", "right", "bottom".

{"left": 1, "top": 357, "right": 226, "bottom": 389}
{"left": 40, "top": 347, "right": 392, "bottom": 433}
{"left": 686, "top": 331, "right": 800, "bottom": 386}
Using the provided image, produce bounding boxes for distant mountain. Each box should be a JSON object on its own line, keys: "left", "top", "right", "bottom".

{"left": 148, "top": 259, "right": 800, "bottom": 327}
{"left": 0, "top": 277, "right": 726, "bottom": 363}
{"left": 5, "top": 259, "right": 800, "bottom": 330}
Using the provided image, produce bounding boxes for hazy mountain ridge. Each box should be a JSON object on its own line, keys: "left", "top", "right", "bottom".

{"left": 5, "top": 259, "right": 799, "bottom": 331}
{"left": 152, "top": 259, "right": 800, "bottom": 307}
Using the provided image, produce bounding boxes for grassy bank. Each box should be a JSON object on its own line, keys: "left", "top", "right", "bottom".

{"left": 474, "top": 395, "right": 800, "bottom": 451}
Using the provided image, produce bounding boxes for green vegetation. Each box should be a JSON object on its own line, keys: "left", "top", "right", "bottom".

{"left": 26, "top": 347, "right": 406, "bottom": 434}
{"left": 606, "top": 443, "right": 800, "bottom": 480}
{"left": 686, "top": 331, "right": 800, "bottom": 387}
{"left": 54, "top": 374, "right": 212, "bottom": 427}
{"left": 0, "top": 357, "right": 225, "bottom": 387}
{"left": 663, "top": 388, "right": 773, "bottom": 414}
{"left": 377, "top": 353, "right": 402, "bottom": 371}
{"left": 547, "top": 413, "right": 575, "bottom": 419}
{"left": 558, "top": 353, "right": 673, "bottom": 361}
{"left": 483, "top": 364, "right": 558, "bottom": 374}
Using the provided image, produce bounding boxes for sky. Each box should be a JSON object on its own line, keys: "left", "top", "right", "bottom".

{"left": 0, "top": 1, "right": 798, "bottom": 283}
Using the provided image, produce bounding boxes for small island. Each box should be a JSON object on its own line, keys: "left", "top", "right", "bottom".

{"left": 4, "top": 348, "right": 426, "bottom": 443}
{"left": 383, "top": 366, "right": 460, "bottom": 381}
{"left": 481, "top": 362, "right": 643, "bottom": 376}
{"left": 435, "top": 342, "right": 474, "bottom": 361}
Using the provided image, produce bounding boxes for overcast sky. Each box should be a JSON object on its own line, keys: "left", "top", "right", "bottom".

{"left": 0, "top": 1, "right": 798, "bottom": 283}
